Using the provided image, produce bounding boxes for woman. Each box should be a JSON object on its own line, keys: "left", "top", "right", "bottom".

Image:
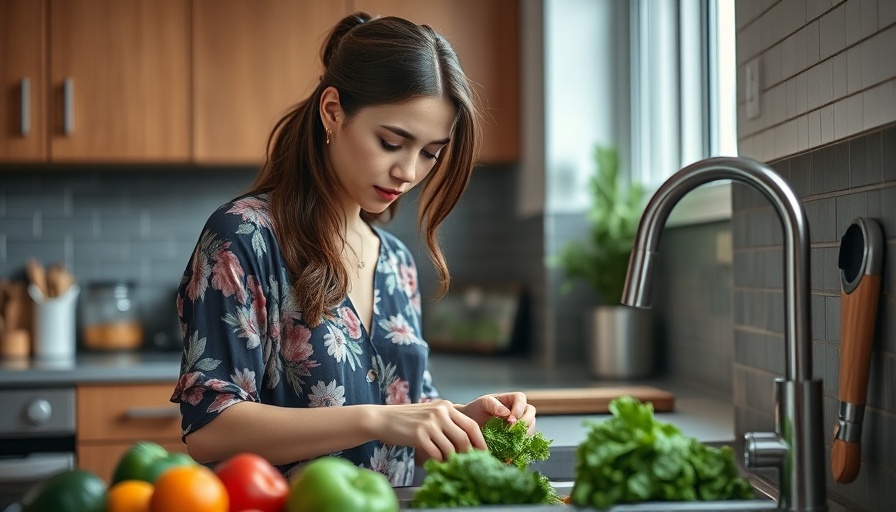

{"left": 171, "top": 12, "right": 535, "bottom": 485}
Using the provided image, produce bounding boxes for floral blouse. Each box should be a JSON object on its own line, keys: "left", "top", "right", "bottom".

{"left": 171, "top": 193, "right": 438, "bottom": 486}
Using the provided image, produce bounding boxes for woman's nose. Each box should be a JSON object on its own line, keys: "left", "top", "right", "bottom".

{"left": 391, "top": 154, "right": 417, "bottom": 183}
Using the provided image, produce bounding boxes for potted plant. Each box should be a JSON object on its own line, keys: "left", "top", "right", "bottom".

{"left": 552, "top": 145, "right": 654, "bottom": 379}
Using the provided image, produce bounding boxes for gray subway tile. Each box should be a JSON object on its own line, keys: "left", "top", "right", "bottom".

{"left": 865, "top": 350, "right": 886, "bottom": 409}
{"left": 824, "top": 246, "right": 842, "bottom": 294}
{"left": 826, "top": 295, "right": 842, "bottom": 343}
{"left": 874, "top": 187, "right": 896, "bottom": 248}
{"left": 0, "top": 213, "right": 40, "bottom": 240}
{"left": 814, "top": 142, "right": 850, "bottom": 194}
{"left": 850, "top": 131, "right": 883, "bottom": 188}
{"left": 867, "top": 460, "right": 896, "bottom": 512}
{"left": 813, "top": 293, "right": 827, "bottom": 341}
{"left": 881, "top": 296, "right": 896, "bottom": 354}
{"left": 805, "top": 197, "right": 837, "bottom": 243}
{"left": 835, "top": 192, "right": 868, "bottom": 238}
{"left": 41, "top": 214, "right": 98, "bottom": 240}
{"left": 6, "top": 240, "right": 67, "bottom": 270}
{"left": 789, "top": 153, "right": 813, "bottom": 198}
{"left": 882, "top": 125, "right": 896, "bottom": 182}
{"left": 825, "top": 341, "right": 840, "bottom": 398}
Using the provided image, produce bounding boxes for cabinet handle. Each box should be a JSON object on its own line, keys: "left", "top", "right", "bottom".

{"left": 63, "top": 78, "right": 74, "bottom": 136}
{"left": 123, "top": 405, "right": 181, "bottom": 419}
{"left": 20, "top": 78, "right": 30, "bottom": 136}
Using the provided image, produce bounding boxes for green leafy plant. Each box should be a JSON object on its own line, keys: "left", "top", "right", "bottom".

{"left": 411, "top": 419, "right": 560, "bottom": 507}
{"left": 482, "top": 417, "right": 551, "bottom": 469}
{"left": 571, "top": 396, "right": 754, "bottom": 509}
{"left": 411, "top": 449, "right": 561, "bottom": 507}
{"left": 552, "top": 145, "right": 645, "bottom": 304}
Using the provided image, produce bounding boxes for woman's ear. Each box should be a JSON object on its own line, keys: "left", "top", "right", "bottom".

{"left": 319, "top": 86, "right": 344, "bottom": 131}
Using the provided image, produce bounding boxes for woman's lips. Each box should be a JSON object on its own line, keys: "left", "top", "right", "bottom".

{"left": 374, "top": 186, "right": 402, "bottom": 201}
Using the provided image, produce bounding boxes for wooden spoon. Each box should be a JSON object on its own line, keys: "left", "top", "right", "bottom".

{"left": 26, "top": 258, "right": 48, "bottom": 299}
{"left": 49, "top": 263, "right": 75, "bottom": 297}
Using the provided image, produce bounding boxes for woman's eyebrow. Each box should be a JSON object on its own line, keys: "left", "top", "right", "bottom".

{"left": 382, "top": 125, "right": 450, "bottom": 145}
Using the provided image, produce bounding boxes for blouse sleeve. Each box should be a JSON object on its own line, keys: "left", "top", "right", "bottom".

{"left": 171, "top": 203, "right": 275, "bottom": 437}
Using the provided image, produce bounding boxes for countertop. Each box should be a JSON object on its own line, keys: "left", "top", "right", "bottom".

{"left": 0, "top": 351, "right": 735, "bottom": 446}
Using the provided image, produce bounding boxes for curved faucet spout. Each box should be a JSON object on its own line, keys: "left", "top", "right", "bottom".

{"left": 622, "top": 156, "right": 811, "bottom": 382}
{"left": 623, "top": 155, "right": 825, "bottom": 511}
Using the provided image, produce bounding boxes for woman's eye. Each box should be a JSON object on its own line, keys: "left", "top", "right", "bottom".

{"left": 381, "top": 140, "right": 401, "bottom": 151}
{"left": 422, "top": 150, "right": 438, "bottom": 161}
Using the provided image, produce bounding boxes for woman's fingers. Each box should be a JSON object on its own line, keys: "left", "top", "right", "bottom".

{"left": 487, "top": 395, "right": 514, "bottom": 419}
{"left": 379, "top": 400, "right": 489, "bottom": 460}
{"left": 450, "top": 407, "right": 487, "bottom": 450}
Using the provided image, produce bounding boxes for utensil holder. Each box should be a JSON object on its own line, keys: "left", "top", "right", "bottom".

{"left": 29, "top": 284, "right": 81, "bottom": 360}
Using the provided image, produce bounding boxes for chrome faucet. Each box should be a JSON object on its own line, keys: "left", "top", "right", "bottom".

{"left": 622, "top": 156, "right": 827, "bottom": 512}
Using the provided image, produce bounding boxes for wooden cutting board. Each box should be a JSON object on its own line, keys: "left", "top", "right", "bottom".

{"left": 524, "top": 386, "right": 675, "bottom": 415}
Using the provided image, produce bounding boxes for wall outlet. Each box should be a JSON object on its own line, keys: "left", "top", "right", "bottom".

{"left": 715, "top": 229, "right": 733, "bottom": 265}
{"left": 745, "top": 57, "right": 761, "bottom": 119}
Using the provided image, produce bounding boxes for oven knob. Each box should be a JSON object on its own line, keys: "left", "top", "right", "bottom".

{"left": 26, "top": 398, "right": 53, "bottom": 425}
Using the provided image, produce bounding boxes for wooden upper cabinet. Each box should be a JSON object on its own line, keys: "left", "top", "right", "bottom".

{"left": 192, "top": 1, "right": 349, "bottom": 165}
{"left": 351, "top": 0, "right": 520, "bottom": 164}
{"left": 0, "top": 0, "right": 47, "bottom": 161}
{"left": 48, "top": 0, "right": 191, "bottom": 162}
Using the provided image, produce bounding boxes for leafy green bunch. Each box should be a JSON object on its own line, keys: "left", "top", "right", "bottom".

{"left": 481, "top": 417, "right": 551, "bottom": 468}
{"left": 572, "top": 396, "right": 754, "bottom": 509}
{"left": 411, "top": 449, "right": 560, "bottom": 508}
{"left": 553, "top": 145, "right": 645, "bottom": 304}
{"left": 411, "top": 419, "right": 560, "bottom": 508}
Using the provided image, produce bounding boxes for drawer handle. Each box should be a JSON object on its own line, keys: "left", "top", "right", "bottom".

{"left": 20, "top": 77, "right": 30, "bottom": 136}
{"left": 123, "top": 405, "right": 181, "bottom": 419}
{"left": 63, "top": 78, "right": 74, "bottom": 135}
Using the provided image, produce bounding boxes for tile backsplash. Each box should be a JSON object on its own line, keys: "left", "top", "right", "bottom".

{"left": 0, "top": 167, "right": 256, "bottom": 348}
{"left": 736, "top": 0, "right": 896, "bottom": 163}
{"left": 735, "top": 2, "right": 896, "bottom": 509}
{"left": 0, "top": 165, "right": 531, "bottom": 352}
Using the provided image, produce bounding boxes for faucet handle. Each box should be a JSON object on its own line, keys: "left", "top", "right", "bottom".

{"left": 744, "top": 432, "right": 788, "bottom": 469}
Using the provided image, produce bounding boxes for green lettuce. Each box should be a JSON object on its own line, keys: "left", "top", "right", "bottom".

{"left": 572, "top": 396, "right": 754, "bottom": 509}
{"left": 411, "top": 449, "right": 561, "bottom": 508}
{"left": 411, "top": 419, "right": 560, "bottom": 507}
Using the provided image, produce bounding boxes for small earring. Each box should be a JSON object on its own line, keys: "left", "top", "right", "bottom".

{"left": 326, "top": 128, "right": 332, "bottom": 145}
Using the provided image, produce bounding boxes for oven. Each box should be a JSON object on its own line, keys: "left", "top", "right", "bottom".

{"left": 0, "top": 387, "right": 75, "bottom": 510}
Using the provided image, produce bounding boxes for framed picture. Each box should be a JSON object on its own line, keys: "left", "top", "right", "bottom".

{"left": 423, "top": 283, "right": 523, "bottom": 353}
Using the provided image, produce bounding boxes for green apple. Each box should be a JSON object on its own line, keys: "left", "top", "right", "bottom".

{"left": 286, "top": 457, "right": 398, "bottom": 512}
{"left": 111, "top": 441, "right": 196, "bottom": 484}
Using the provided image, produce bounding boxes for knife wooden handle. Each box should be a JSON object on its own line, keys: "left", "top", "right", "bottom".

{"left": 832, "top": 273, "right": 881, "bottom": 484}
{"left": 831, "top": 438, "right": 861, "bottom": 484}
{"left": 838, "top": 274, "right": 881, "bottom": 406}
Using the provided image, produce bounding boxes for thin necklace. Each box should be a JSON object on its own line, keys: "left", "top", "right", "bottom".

{"left": 357, "top": 232, "right": 365, "bottom": 270}
{"left": 345, "top": 230, "right": 365, "bottom": 275}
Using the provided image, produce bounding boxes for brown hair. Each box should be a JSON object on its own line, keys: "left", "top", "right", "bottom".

{"left": 248, "top": 12, "right": 481, "bottom": 326}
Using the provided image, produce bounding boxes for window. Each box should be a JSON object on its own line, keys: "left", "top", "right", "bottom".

{"left": 631, "top": 0, "right": 738, "bottom": 225}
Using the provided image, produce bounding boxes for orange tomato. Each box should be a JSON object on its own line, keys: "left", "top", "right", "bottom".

{"left": 149, "top": 464, "right": 228, "bottom": 512}
{"left": 107, "top": 480, "right": 154, "bottom": 512}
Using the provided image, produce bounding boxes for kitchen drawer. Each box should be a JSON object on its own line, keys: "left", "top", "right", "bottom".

{"left": 76, "top": 382, "right": 181, "bottom": 442}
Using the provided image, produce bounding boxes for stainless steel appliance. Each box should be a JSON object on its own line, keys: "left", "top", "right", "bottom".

{"left": 0, "top": 387, "right": 75, "bottom": 509}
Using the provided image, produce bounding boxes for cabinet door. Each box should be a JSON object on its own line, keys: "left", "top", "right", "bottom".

{"left": 0, "top": 0, "right": 47, "bottom": 161}
{"left": 76, "top": 382, "right": 185, "bottom": 482}
{"left": 48, "top": 0, "right": 191, "bottom": 162}
{"left": 352, "top": 0, "right": 520, "bottom": 164}
{"left": 193, "top": 0, "right": 349, "bottom": 165}
{"left": 76, "top": 382, "right": 182, "bottom": 443}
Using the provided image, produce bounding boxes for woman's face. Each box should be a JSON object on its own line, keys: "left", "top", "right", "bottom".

{"left": 324, "top": 92, "right": 457, "bottom": 215}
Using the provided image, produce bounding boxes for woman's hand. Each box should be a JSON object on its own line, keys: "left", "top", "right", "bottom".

{"left": 458, "top": 392, "right": 537, "bottom": 434}
{"left": 369, "top": 400, "right": 487, "bottom": 462}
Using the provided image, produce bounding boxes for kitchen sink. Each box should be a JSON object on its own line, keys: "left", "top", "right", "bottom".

{"left": 398, "top": 442, "right": 778, "bottom": 511}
